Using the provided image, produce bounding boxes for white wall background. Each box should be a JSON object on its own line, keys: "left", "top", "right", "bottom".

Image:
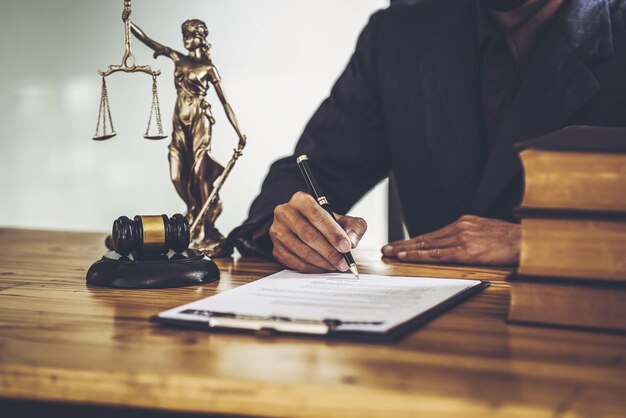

{"left": 0, "top": 0, "right": 389, "bottom": 251}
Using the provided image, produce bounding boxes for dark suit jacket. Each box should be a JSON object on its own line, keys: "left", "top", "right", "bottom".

{"left": 230, "top": 0, "right": 626, "bottom": 256}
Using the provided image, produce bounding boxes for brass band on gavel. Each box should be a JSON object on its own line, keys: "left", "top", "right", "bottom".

{"left": 140, "top": 215, "right": 167, "bottom": 253}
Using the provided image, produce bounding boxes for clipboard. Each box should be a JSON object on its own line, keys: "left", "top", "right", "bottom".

{"left": 151, "top": 279, "right": 490, "bottom": 343}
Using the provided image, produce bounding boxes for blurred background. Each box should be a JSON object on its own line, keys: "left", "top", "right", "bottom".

{"left": 0, "top": 0, "right": 393, "bottom": 251}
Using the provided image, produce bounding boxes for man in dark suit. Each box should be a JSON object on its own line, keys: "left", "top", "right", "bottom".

{"left": 228, "top": 0, "right": 626, "bottom": 273}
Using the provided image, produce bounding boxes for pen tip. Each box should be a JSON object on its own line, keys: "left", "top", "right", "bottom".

{"left": 349, "top": 264, "right": 360, "bottom": 279}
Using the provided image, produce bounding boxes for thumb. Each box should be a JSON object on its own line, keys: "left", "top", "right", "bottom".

{"left": 337, "top": 215, "right": 367, "bottom": 248}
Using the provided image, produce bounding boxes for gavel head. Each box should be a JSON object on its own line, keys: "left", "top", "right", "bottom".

{"left": 112, "top": 214, "right": 190, "bottom": 256}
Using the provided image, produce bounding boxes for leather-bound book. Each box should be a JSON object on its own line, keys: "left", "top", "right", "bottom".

{"left": 518, "top": 213, "right": 626, "bottom": 282}
{"left": 507, "top": 274, "right": 626, "bottom": 332}
{"left": 517, "top": 125, "right": 626, "bottom": 212}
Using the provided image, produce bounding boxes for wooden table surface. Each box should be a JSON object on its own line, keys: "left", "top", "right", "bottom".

{"left": 0, "top": 228, "right": 624, "bottom": 418}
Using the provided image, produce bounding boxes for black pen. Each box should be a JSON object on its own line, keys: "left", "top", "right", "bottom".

{"left": 296, "top": 155, "right": 360, "bottom": 278}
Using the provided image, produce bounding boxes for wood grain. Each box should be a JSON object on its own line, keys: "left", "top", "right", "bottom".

{"left": 0, "top": 228, "right": 624, "bottom": 417}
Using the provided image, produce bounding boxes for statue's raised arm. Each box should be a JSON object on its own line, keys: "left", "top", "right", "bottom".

{"left": 128, "top": 21, "right": 183, "bottom": 62}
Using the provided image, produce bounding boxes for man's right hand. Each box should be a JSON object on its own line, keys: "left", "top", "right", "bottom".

{"left": 270, "top": 191, "right": 367, "bottom": 273}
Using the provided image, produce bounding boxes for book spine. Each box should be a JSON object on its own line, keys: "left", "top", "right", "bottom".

{"left": 517, "top": 217, "right": 626, "bottom": 282}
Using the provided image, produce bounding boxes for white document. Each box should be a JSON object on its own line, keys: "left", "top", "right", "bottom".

{"left": 158, "top": 270, "right": 482, "bottom": 334}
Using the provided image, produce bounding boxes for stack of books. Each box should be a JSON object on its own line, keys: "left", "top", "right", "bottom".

{"left": 508, "top": 126, "right": 626, "bottom": 332}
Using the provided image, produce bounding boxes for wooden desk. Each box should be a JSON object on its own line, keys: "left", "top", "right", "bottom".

{"left": 0, "top": 228, "right": 624, "bottom": 417}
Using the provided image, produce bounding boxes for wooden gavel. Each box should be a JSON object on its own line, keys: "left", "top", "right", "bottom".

{"left": 112, "top": 214, "right": 190, "bottom": 256}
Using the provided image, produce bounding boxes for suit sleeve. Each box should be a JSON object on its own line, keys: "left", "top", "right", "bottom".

{"left": 228, "top": 11, "right": 390, "bottom": 257}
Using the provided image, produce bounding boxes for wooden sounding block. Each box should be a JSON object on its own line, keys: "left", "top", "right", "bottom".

{"left": 86, "top": 249, "right": 219, "bottom": 289}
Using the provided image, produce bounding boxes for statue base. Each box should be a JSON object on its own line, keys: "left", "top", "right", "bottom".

{"left": 86, "top": 250, "right": 220, "bottom": 289}
{"left": 189, "top": 238, "right": 234, "bottom": 258}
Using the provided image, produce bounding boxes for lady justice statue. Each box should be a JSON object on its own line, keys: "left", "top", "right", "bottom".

{"left": 125, "top": 8, "right": 247, "bottom": 256}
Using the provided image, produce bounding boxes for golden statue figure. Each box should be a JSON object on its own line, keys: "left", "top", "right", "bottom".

{"left": 126, "top": 10, "right": 247, "bottom": 256}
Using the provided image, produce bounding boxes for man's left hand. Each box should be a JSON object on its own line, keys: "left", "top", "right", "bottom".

{"left": 381, "top": 215, "right": 520, "bottom": 266}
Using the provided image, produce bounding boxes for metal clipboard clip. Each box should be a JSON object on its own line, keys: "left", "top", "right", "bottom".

{"left": 180, "top": 310, "right": 383, "bottom": 337}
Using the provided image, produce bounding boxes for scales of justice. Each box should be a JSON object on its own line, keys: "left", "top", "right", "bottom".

{"left": 93, "top": 0, "right": 247, "bottom": 258}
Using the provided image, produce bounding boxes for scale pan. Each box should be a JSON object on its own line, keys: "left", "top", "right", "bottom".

{"left": 93, "top": 134, "right": 117, "bottom": 141}
{"left": 144, "top": 135, "right": 168, "bottom": 140}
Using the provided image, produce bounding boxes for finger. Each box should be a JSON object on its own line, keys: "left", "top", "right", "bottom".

{"left": 396, "top": 247, "right": 463, "bottom": 264}
{"left": 270, "top": 223, "right": 335, "bottom": 271}
{"left": 272, "top": 241, "right": 327, "bottom": 273}
{"left": 291, "top": 192, "right": 351, "bottom": 253}
{"left": 337, "top": 215, "right": 367, "bottom": 248}
{"left": 275, "top": 204, "right": 348, "bottom": 271}
{"left": 383, "top": 222, "right": 460, "bottom": 256}
{"left": 384, "top": 234, "right": 463, "bottom": 257}
{"left": 399, "top": 223, "right": 459, "bottom": 246}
